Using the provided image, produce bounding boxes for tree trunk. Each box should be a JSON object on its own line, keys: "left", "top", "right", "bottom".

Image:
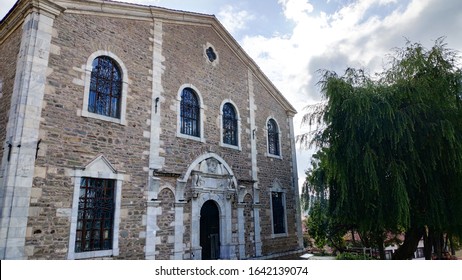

{"left": 392, "top": 227, "right": 424, "bottom": 260}
{"left": 376, "top": 236, "right": 386, "bottom": 260}
{"left": 449, "top": 234, "right": 456, "bottom": 256}
{"left": 444, "top": 234, "right": 449, "bottom": 253}
{"left": 423, "top": 229, "right": 433, "bottom": 260}
{"left": 433, "top": 231, "right": 443, "bottom": 259}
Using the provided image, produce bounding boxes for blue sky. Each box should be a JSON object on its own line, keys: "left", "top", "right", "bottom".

{"left": 2, "top": 0, "right": 462, "bottom": 188}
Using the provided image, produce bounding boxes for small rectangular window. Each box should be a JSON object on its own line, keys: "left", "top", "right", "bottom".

{"left": 272, "top": 191, "right": 285, "bottom": 234}
{"left": 75, "top": 177, "right": 115, "bottom": 252}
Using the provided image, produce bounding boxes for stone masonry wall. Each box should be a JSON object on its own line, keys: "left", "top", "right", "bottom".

{"left": 159, "top": 23, "right": 253, "bottom": 181}
{"left": 244, "top": 193, "right": 255, "bottom": 258}
{"left": 252, "top": 77, "right": 300, "bottom": 256}
{"left": 157, "top": 188, "right": 175, "bottom": 259}
{"left": 27, "top": 13, "right": 153, "bottom": 259}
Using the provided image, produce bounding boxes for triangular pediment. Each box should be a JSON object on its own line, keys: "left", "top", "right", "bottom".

{"left": 84, "top": 155, "right": 117, "bottom": 174}
{"left": 272, "top": 178, "right": 284, "bottom": 191}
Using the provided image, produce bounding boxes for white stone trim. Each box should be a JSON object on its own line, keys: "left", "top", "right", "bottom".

{"left": 191, "top": 193, "right": 235, "bottom": 260}
{"left": 80, "top": 50, "right": 128, "bottom": 125}
{"left": 219, "top": 99, "right": 242, "bottom": 150}
{"left": 67, "top": 155, "right": 123, "bottom": 260}
{"left": 0, "top": 11, "right": 55, "bottom": 260}
{"left": 173, "top": 201, "right": 186, "bottom": 260}
{"left": 204, "top": 42, "right": 219, "bottom": 67}
{"left": 176, "top": 84, "right": 206, "bottom": 142}
{"left": 248, "top": 69, "right": 262, "bottom": 257}
{"left": 145, "top": 20, "right": 165, "bottom": 259}
{"left": 149, "top": 20, "right": 165, "bottom": 170}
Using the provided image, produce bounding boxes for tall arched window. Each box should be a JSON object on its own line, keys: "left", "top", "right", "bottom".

{"left": 180, "top": 88, "right": 200, "bottom": 137}
{"left": 222, "top": 103, "right": 238, "bottom": 146}
{"left": 89, "top": 56, "right": 122, "bottom": 118}
{"left": 267, "top": 119, "right": 280, "bottom": 156}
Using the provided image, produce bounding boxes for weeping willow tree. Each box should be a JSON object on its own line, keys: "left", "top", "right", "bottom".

{"left": 298, "top": 39, "right": 462, "bottom": 259}
{"left": 302, "top": 149, "right": 347, "bottom": 251}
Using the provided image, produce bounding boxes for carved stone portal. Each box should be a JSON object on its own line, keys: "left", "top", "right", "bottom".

{"left": 190, "top": 157, "right": 236, "bottom": 194}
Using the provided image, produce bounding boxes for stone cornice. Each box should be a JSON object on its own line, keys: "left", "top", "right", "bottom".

{"left": 0, "top": 0, "right": 64, "bottom": 44}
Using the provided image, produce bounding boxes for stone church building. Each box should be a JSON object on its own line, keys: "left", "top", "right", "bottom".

{"left": 0, "top": 0, "right": 303, "bottom": 260}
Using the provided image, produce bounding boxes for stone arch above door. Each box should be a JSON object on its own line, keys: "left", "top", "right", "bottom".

{"left": 181, "top": 153, "right": 237, "bottom": 186}
{"left": 179, "top": 153, "right": 238, "bottom": 200}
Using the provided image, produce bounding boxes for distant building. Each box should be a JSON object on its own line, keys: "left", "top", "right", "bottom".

{"left": 0, "top": 0, "right": 303, "bottom": 259}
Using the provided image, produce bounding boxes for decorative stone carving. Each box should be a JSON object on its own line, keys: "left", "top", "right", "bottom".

{"left": 226, "top": 191, "right": 235, "bottom": 200}
{"left": 227, "top": 177, "right": 234, "bottom": 189}
{"left": 193, "top": 173, "right": 204, "bottom": 188}
{"left": 192, "top": 191, "right": 199, "bottom": 199}
{"left": 206, "top": 158, "right": 219, "bottom": 174}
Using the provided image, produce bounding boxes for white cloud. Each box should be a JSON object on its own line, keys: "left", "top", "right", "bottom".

{"left": 278, "top": 0, "right": 314, "bottom": 22}
{"left": 217, "top": 5, "right": 255, "bottom": 35}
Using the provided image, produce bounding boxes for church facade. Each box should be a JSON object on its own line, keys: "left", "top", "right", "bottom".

{"left": 0, "top": 0, "right": 303, "bottom": 260}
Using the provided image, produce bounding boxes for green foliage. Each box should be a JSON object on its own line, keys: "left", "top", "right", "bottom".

{"left": 303, "top": 149, "right": 347, "bottom": 251}
{"left": 298, "top": 38, "right": 462, "bottom": 258}
{"left": 300, "top": 149, "right": 329, "bottom": 213}
{"left": 306, "top": 200, "right": 328, "bottom": 248}
{"left": 336, "top": 252, "right": 373, "bottom": 260}
{"left": 306, "top": 199, "right": 348, "bottom": 251}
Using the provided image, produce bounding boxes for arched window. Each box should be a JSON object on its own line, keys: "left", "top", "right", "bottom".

{"left": 222, "top": 103, "right": 238, "bottom": 146}
{"left": 180, "top": 88, "right": 200, "bottom": 137}
{"left": 267, "top": 119, "right": 280, "bottom": 156}
{"left": 88, "top": 56, "right": 122, "bottom": 118}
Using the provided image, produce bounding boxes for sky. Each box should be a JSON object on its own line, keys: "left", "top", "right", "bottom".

{"left": 1, "top": 0, "right": 462, "bottom": 190}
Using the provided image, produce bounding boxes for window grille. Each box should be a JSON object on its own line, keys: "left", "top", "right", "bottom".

{"left": 75, "top": 178, "right": 115, "bottom": 252}
{"left": 267, "top": 119, "right": 280, "bottom": 156}
{"left": 272, "top": 191, "right": 285, "bottom": 234}
{"left": 223, "top": 103, "right": 238, "bottom": 146}
{"left": 89, "top": 56, "right": 122, "bottom": 118}
{"left": 180, "top": 88, "right": 200, "bottom": 137}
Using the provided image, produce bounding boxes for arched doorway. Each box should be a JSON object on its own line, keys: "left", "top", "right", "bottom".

{"left": 200, "top": 200, "right": 220, "bottom": 260}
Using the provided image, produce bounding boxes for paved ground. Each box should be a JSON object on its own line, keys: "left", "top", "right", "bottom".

{"left": 267, "top": 247, "right": 462, "bottom": 260}
{"left": 268, "top": 251, "right": 336, "bottom": 260}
